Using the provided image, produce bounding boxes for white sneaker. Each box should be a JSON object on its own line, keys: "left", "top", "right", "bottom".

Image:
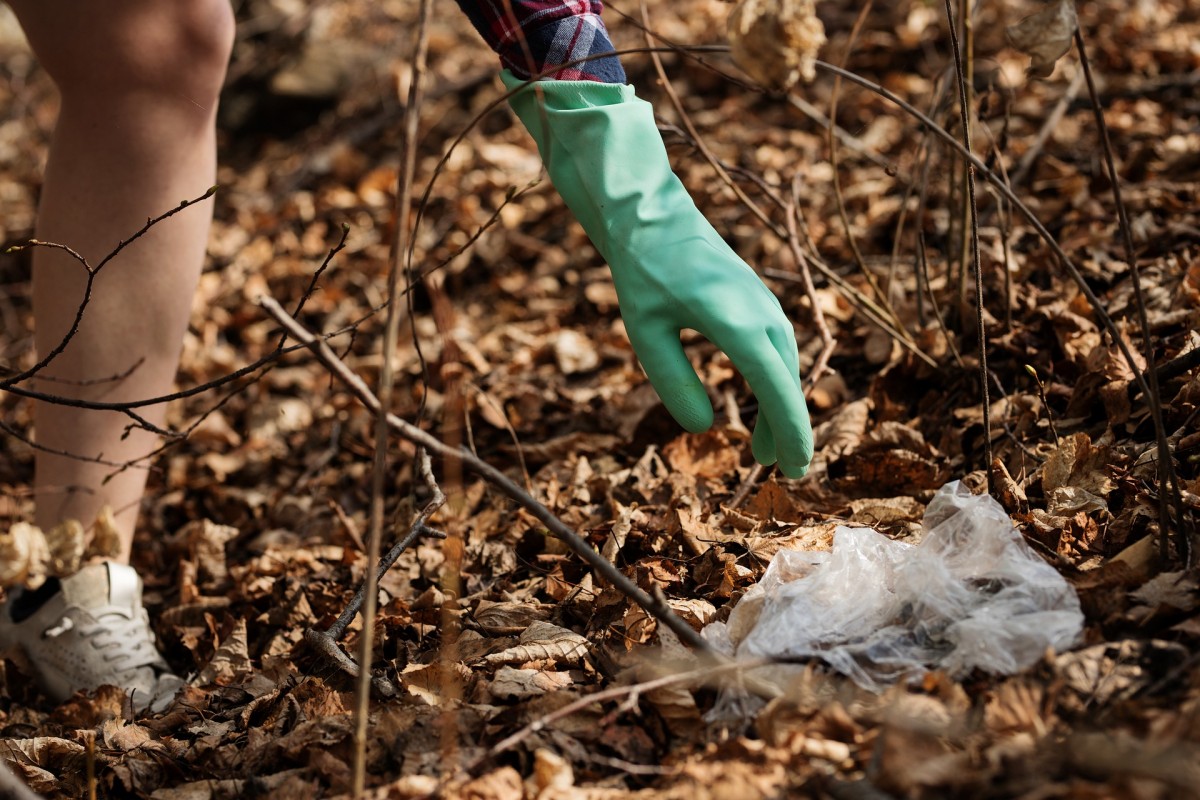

{"left": 0, "top": 562, "right": 184, "bottom": 713}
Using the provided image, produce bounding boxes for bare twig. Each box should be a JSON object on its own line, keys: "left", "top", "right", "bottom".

{"left": 787, "top": 94, "right": 900, "bottom": 176}
{"left": 325, "top": 522, "right": 446, "bottom": 641}
{"left": 258, "top": 295, "right": 713, "bottom": 654}
{"left": 1011, "top": 68, "right": 1085, "bottom": 187}
{"left": 1, "top": 226, "right": 349, "bottom": 418}
{"left": 638, "top": 1, "right": 782, "bottom": 241}
{"left": 809, "top": 61, "right": 1156, "bottom": 459}
{"left": 355, "top": 0, "right": 433, "bottom": 793}
{"left": 1073, "top": 28, "right": 1190, "bottom": 561}
{"left": 468, "top": 656, "right": 772, "bottom": 775}
{"left": 943, "top": 0, "right": 992, "bottom": 492}
{"left": 1, "top": 187, "right": 218, "bottom": 391}
{"left": 729, "top": 463, "right": 766, "bottom": 511}
{"left": 787, "top": 174, "right": 837, "bottom": 385}
{"left": 1024, "top": 365, "right": 1060, "bottom": 446}
{"left": 827, "top": 0, "right": 902, "bottom": 334}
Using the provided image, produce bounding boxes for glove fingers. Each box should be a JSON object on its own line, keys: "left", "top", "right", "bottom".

{"left": 726, "top": 333, "right": 813, "bottom": 478}
{"left": 627, "top": 322, "right": 714, "bottom": 433}
{"left": 751, "top": 413, "right": 778, "bottom": 467}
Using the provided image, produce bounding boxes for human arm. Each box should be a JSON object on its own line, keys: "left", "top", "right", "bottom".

{"left": 456, "top": 2, "right": 814, "bottom": 476}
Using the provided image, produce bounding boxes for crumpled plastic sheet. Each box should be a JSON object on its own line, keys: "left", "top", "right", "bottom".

{"left": 703, "top": 481, "right": 1084, "bottom": 694}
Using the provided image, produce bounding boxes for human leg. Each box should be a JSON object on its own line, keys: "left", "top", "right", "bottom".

{"left": 9, "top": 0, "right": 235, "bottom": 560}
{"left": 0, "top": 1, "right": 235, "bottom": 711}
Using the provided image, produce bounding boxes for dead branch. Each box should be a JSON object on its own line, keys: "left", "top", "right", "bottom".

{"left": 787, "top": 175, "right": 836, "bottom": 386}
{"left": 466, "top": 656, "right": 773, "bottom": 777}
{"left": 1073, "top": 27, "right": 1191, "bottom": 560}
{"left": 943, "top": 0, "right": 992, "bottom": 493}
{"left": 354, "top": 0, "right": 434, "bottom": 792}
{"left": 812, "top": 60, "right": 1159, "bottom": 434}
{"left": 1, "top": 187, "right": 218, "bottom": 391}
{"left": 258, "top": 294, "right": 714, "bottom": 656}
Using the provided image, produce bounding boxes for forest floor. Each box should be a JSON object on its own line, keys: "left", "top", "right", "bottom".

{"left": 1, "top": 0, "right": 1199, "bottom": 798}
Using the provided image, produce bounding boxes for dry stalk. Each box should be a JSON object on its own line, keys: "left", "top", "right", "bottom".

{"left": 258, "top": 295, "right": 713, "bottom": 655}
{"left": 355, "top": 0, "right": 433, "bottom": 793}
{"left": 827, "top": 0, "right": 904, "bottom": 335}
{"left": 955, "top": 0, "right": 975, "bottom": 316}
{"left": 639, "top": 1, "right": 780, "bottom": 238}
{"left": 474, "top": 657, "right": 773, "bottom": 771}
{"left": 1073, "top": 28, "right": 1191, "bottom": 561}
{"left": 787, "top": 175, "right": 836, "bottom": 385}
{"left": 943, "top": 0, "right": 992, "bottom": 492}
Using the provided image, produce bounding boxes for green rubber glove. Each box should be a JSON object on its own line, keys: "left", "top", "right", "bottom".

{"left": 501, "top": 71, "right": 813, "bottom": 477}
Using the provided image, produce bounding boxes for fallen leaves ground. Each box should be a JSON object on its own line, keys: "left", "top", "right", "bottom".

{"left": 1, "top": 0, "right": 1198, "bottom": 797}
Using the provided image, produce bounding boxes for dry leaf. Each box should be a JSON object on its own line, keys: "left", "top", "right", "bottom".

{"left": 1130, "top": 571, "right": 1199, "bottom": 612}
{"left": 180, "top": 519, "right": 240, "bottom": 591}
{"left": 0, "top": 522, "right": 52, "bottom": 589}
{"left": 533, "top": 748, "right": 575, "bottom": 793}
{"left": 0, "top": 737, "right": 91, "bottom": 797}
{"left": 88, "top": 506, "right": 124, "bottom": 560}
{"left": 1007, "top": 0, "right": 1078, "bottom": 79}
{"left": 728, "top": 0, "right": 825, "bottom": 90}
{"left": 197, "top": 618, "right": 253, "bottom": 686}
{"left": 44, "top": 519, "right": 84, "bottom": 577}
{"left": 488, "top": 666, "right": 573, "bottom": 700}
{"left": 553, "top": 329, "right": 600, "bottom": 375}
{"left": 481, "top": 620, "right": 589, "bottom": 667}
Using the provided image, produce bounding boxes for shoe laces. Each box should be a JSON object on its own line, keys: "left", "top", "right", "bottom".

{"left": 47, "top": 608, "right": 165, "bottom": 672}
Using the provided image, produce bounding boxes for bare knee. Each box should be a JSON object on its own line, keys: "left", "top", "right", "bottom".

{"left": 13, "top": 0, "right": 235, "bottom": 114}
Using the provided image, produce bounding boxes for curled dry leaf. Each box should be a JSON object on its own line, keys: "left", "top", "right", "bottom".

{"left": 196, "top": 618, "right": 253, "bottom": 686}
{"left": 553, "top": 329, "right": 600, "bottom": 375}
{"left": 1006, "top": 0, "right": 1078, "bottom": 79}
{"left": 532, "top": 748, "right": 575, "bottom": 793}
{"left": 473, "top": 600, "right": 554, "bottom": 631}
{"left": 0, "top": 522, "right": 55, "bottom": 589}
{"left": 45, "top": 519, "right": 84, "bottom": 577}
{"left": 480, "top": 620, "right": 589, "bottom": 667}
{"left": 0, "top": 737, "right": 91, "bottom": 797}
{"left": 728, "top": 0, "right": 825, "bottom": 90}
{"left": 88, "top": 505, "right": 123, "bottom": 561}
{"left": 180, "top": 518, "right": 241, "bottom": 590}
{"left": 488, "top": 666, "right": 574, "bottom": 700}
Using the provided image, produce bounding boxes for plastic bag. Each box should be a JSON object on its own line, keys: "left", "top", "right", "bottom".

{"left": 703, "top": 481, "right": 1084, "bottom": 693}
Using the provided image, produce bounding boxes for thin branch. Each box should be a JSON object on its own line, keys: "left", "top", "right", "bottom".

{"left": 327, "top": 464, "right": 445, "bottom": 641}
{"left": 827, "top": 0, "right": 902, "bottom": 335}
{"left": 1073, "top": 28, "right": 1190, "bottom": 561}
{"left": 257, "top": 295, "right": 714, "bottom": 653}
{"left": 1, "top": 226, "right": 349, "bottom": 416}
{"left": 1, "top": 187, "right": 218, "bottom": 390}
{"left": 468, "top": 656, "right": 772, "bottom": 774}
{"left": 811, "top": 60, "right": 1158, "bottom": 431}
{"left": 944, "top": 0, "right": 992, "bottom": 492}
{"left": 355, "top": 0, "right": 433, "bottom": 793}
{"left": 639, "top": 1, "right": 783, "bottom": 244}
{"left": 787, "top": 175, "right": 836, "bottom": 385}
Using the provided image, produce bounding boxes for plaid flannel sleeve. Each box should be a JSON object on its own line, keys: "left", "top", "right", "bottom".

{"left": 455, "top": 0, "right": 626, "bottom": 83}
